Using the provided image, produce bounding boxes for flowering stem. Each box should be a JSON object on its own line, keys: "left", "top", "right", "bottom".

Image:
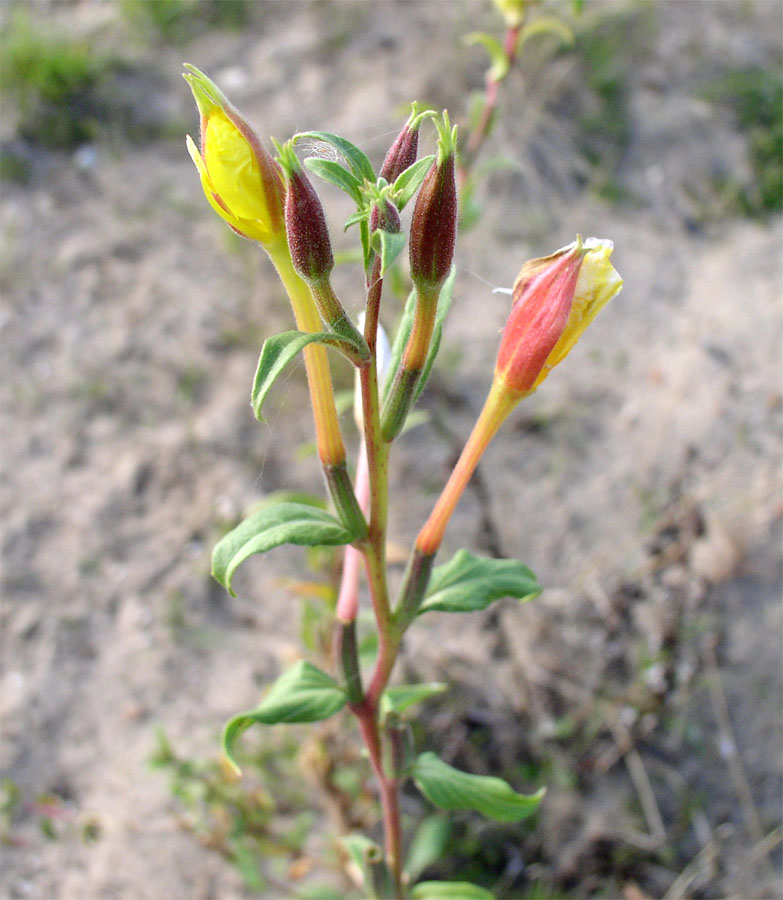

{"left": 460, "top": 24, "right": 520, "bottom": 183}
{"left": 344, "top": 253, "right": 405, "bottom": 894}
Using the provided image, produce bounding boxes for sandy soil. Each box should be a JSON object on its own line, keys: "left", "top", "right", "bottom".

{"left": 1, "top": 1, "right": 781, "bottom": 898}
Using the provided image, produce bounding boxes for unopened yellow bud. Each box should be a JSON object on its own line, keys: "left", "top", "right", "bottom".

{"left": 184, "top": 64, "right": 284, "bottom": 246}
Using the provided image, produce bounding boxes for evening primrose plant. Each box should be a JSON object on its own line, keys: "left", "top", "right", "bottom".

{"left": 185, "top": 62, "right": 621, "bottom": 900}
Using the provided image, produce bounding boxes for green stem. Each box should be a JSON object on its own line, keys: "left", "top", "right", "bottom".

{"left": 349, "top": 255, "right": 405, "bottom": 896}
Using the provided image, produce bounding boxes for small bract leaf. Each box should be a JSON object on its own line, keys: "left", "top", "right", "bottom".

{"left": 304, "top": 157, "right": 363, "bottom": 202}
{"left": 412, "top": 752, "right": 545, "bottom": 823}
{"left": 373, "top": 228, "right": 407, "bottom": 276}
{"left": 412, "top": 881, "right": 495, "bottom": 900}
{"left": 382, "top": 287, "right": 417, "bottom": 403}
{"left": 418, "top": 549, "right": 540, "bottom": 615}
{"left": 464, "top": 32, "right": 510, "bottom": 82}
{"left": 212, "top": 502, "right": 355, "bottom": 596}
{"left": 252, "top": 331, "right": 365, "bottom": 422}
{"left": 380, "top": 683, "right": 448, "bottom": 719}
{"left": 222, "top": 661, "right": 346, "bottom": 774}
{"left": 517, "top": 17, "right": 574, "bottom": 51}
{"left": 294, "top": 131, "right": 375, "bottom": 183}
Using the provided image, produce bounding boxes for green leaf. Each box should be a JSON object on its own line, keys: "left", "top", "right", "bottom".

{"left": 405, "top": 814, "right": 452, "bottom": 881}
{"left": 304, "top": 157, "right": 362, "bottom": 202}
{"left": 212, "top": 503, "right": 355, "bottom": 596}
{"left": 339, "top": 832, "right": 379, "bottom": 872}
{"left": 414, "top": 266, "right": 456, "bottom": 403}
{"left": 391, "top": 155, "right": 435, "bottom": 210}
{"left": 412, "top": 882, "right": 494, "bottom": 900}
{"left": 464, "top": 32, "right": 510, "bottom": 81}
{"left": 517, "top": 17, "right": 574, "bottom": 51}
{"left": 294, "top": 131, "right": 375, "bottom": 183}
{"left": 251, "top": 331, "right": 362, "bottom": 422}
{"left": 372, "top": 228, "right": 407, "bottom": 276}
{"left": 343, "top": 208, "right": 368, "bottom": 230}
{"left": 380, "top": 683, "right": 448, "bottom": 719}
{"left": 222, "top": 661, "right": 346, "bottom": 774}
{"left": 412, "top": 752, "right": 545, "bottom": 823}
{"left": 419, "top": 549, "right": 540, "bottom": 616}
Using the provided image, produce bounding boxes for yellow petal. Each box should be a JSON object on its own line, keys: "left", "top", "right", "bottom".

{"left": 186, "top": 134, "right": 270, "bottom": 243}
{"left": 533, "top": 238, "right": 623, "bottom": 385}
{"left": 204, "top": 112, "right": 269, "bottom": 222}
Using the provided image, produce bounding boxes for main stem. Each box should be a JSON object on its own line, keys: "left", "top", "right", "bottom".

{"left": 355, "top": 254, "right": 405, "bottom": 894}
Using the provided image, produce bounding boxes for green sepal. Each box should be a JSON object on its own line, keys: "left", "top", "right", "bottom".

{"left": 371, "top": 228, "right": 407, "bottom": 276}
{"left": 412, "top": 882, "right": 495, "bottom": 900}
{"left": 304, "top": 157, "right": 363, "bottom": 202}
{"left": 251, "top": 330, "right": 365, "bottom": 422}
{"left": 380, "top": 683, "right": 448, "bottom": 719}
{"left": 413, "top": 266, "right": 456, "bottom": 404}
{"left": 418, "top": 549, "right": 540, "bottom": 616}
{"left": 412, "top": 752, "right": 545, "bottom": 823}
{"left": 391, "top": 155, "right": 435, "bottom": 210}
{"left": 222, "top": 661, "right": 346, "bottom": 774}
{"left": 293, "top": 131, "right": 375, "bottom": 183}
{"left": 212, "top": 502, "right": 356, "bottom": 596}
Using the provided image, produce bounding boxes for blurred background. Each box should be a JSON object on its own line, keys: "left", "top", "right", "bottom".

{"left": 1, "top": 1, "right": 781, "bottom": 897}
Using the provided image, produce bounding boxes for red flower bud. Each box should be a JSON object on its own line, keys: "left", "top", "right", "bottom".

{"left": 495, "top": 237, "right": 623, "bottom": 395}
{"left": 409, "top": 113, "right": 458, "bottom": 293}
{"left": 369, "top": 197, "right": 401, "bottom": 234}
{"left": 277, "top": 141, "right": 334, "bottom": 284}
{"left": 380, "top": 119, "right": 420, "bottom": 184}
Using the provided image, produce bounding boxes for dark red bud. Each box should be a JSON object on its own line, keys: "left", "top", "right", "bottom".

{"left": 370, "top": 198, "right": 401, "bottom": 234}
{"left": 408, "top": 153, "right": 457, "bottom": 292}
{"left": 379, "top": 124, "right": 419, "bottom": 183}
{"left": 285, "top": 167, "right": 334, "bottom": 283}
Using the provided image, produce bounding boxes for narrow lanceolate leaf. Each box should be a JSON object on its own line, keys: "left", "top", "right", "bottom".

{"left": 391, "top": 155, "right": 435, "bottom": 210}
{"left": 294, "top": 131, "right": 375, "bottom": 183}
{"left": 304, "top": 157, "right": 363, "bottom": 202}
{"left": 212, "top": 502, "right": 355, "bottom": 596}
{"left": 412, "top": 752, "right": 545, "bottom": 823}
{"left": 412, "top": 881, "right": 495, "bottom": 900}
{"left": 418, "top": 549, "right": 540, "bottom": 616}
{"left": 222, "top": 661, "right": 346, "bottom": 774}
{"left": 252, "top": 330, "right": 364, "bottom": 422}
{"left": 380, "top": 683, "right": 448, "bottom": 718}
{"left": 413, "top": 266, "right": 456, "bottom": 403}
{"left": 405, "top": 814, "right": 452, "bottom": 882}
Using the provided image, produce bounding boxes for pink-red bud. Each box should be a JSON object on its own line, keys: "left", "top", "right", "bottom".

{"left": 282, "top": 157, "right": 334, "bottom": 284}
{"left": 370, "top": 197, "right": 401, "bottom": 234}
{"left": 495, "top": 237, "right": 623, "bottom": 395}
{"left": 380, "top": 121, "right": 420, "bottom": 184}
{"left": 409, "top": 151, "right": 457, "bottom": 292}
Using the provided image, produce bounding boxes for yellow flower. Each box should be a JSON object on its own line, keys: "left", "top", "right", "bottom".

{"left": 184, "top": 65, "right": 284, "bottom": 246}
